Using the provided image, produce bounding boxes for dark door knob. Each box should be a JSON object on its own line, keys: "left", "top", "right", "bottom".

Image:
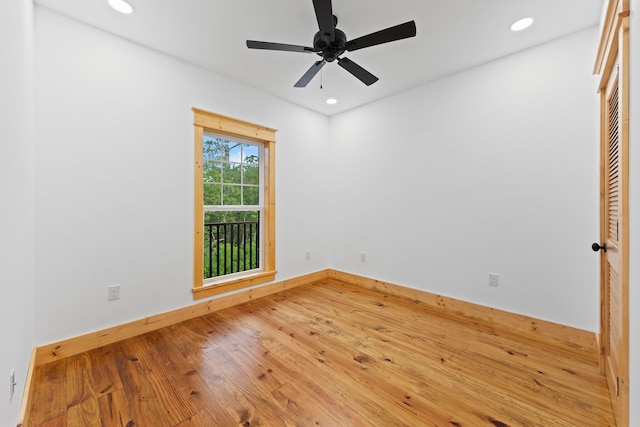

{"left": 592, "top": 242, "right": 607, "bottom": 252}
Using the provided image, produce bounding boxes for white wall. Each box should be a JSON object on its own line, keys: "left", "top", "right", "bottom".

{"left": 34, "top": 8, "right": 330, "bottom": 345}
{"left": 0, "top": 0, "right": 35, "bottom": 425}
{"left": 329, "top": 28, "right": 601, "bottom": 331}
{"left": 628, "top": 1, "right": 639, "bottom": 425}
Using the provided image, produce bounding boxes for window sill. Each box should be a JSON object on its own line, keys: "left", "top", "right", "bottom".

{"left": 192, "top": 270, "right": 277, "bottom": 300}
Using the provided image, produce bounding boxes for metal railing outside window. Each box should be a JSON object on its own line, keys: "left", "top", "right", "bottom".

{"left": 203, "top": 219, "right": 260, "bottom": 279}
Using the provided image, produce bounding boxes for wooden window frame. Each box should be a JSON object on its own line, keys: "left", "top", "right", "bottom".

{"left": 192, "top": 108, "right": 276, "bottom": 299}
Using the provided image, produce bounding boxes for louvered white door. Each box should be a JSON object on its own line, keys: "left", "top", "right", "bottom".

{"left": 600, "top": 54, "right": 629, "bottom": 426}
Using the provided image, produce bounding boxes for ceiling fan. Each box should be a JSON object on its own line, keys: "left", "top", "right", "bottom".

{"left": 246, "top": 0, "right": 417, "bottom": 88}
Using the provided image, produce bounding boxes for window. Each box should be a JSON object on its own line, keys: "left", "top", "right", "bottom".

{"left": 192, "top": 108, "right": 276, "bottom": 299}
{"left": 203, "top": 137, "right": 261, "bottom": 279}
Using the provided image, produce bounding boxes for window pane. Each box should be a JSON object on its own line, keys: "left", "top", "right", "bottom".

{"left": 203, "top": 184, "right": 221, "bottom": 205}
{"left": 222, "top": 164, "right": 241, "bottom": 184}
{"left": 222, "top": 184, "right": 241, "bottom": 205}
{"left": 242, "top": 144, "right": 259, "bottom": 162}
{"left": 243, "top": 186, "right": 259, "bottom": 205}
{"left": 203, "top": 137, "right": 227, "bottom": 160}
{"left": 242, "top": 164, "right": 259, "bottom": 185}
{"left": 229, "top": 143, "right": 242, "bottom": 163}
{"left": 203, "top": 161, "right": 221, "bottom": 183}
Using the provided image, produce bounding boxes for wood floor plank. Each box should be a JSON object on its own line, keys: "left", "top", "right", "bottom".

{"left": 65, "top": 354, "right": 100, "bottom": 427}
{"left": 34, "top": 414, "right": 66, "bottom": 427}
{"left": 96, "top": 388, "right": 134, "bottom": 427}
{"left": 173, "top": 409, "right": 231, "bottom": 427}
{"left": 124, "top": 333, "right": 197, "bottom": 426}
{"left": 88, "top": 345, "right": 124, "bottom": 398}
{"left": 111, "top": 338, "right": 176, "bottom": 427}
{"left": 26, "top": 280, "right": 616, "bottom": 427}
{"left": 29, "top": 359, "right": 67, "bottom": 426}
{"left": 142, "top": 325, "right": 243, "bottom": 425}
{"left": 202, "top": 345, "right": 292, "bottom": 426}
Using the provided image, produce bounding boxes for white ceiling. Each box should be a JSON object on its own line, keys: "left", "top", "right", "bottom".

{"left": 35, "top": 0, "right": 603, "bottom": 116}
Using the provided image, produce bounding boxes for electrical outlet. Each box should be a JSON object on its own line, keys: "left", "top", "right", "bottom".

{"left": 360, "top": 252, "right": 367, "bottom": 262}
{"left": 108, "top": 284, "right": 120, "bottom": 301}
{"left": 9, "top": 369, "right": 16, "bottom": 400}
{"left": 305, "top": 250, "right": 311, "bottom": 261}
{"left": 489, "top": 273, "right": 499, "bottom": 287}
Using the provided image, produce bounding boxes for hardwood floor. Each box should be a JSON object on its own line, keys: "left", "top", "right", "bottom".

{"left": 26, "top": 279, "right": 616, "bottom": 426}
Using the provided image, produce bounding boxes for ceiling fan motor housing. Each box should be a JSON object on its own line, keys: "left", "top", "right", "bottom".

{"left": 314, "top": 28, "right": 346, "bottom": 62}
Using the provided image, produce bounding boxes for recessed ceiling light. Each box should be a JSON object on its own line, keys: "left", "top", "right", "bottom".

{"left": 326, "top": 98, "right": 337, "bottom": 105}
{"left": 108, "top": 0, "right": 134, "bottom": 14}
{"left": 510, "top": 17, "right": 533, "bottom": 32}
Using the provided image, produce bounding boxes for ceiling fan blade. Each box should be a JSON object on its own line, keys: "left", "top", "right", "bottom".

{"left": 294, "top": 60, "right": 327, "bottom": 87}
{"left": 247, "top": 40, "right": 315, "bottom": 53}
{"left": 312, "top": 0, "right": 335, "bottom": 43}
{"left": 345, "top": 21, "right": 417, "bottom": 52}
{"left": 337, "top": 57, "right": 378, "bottom": 86}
